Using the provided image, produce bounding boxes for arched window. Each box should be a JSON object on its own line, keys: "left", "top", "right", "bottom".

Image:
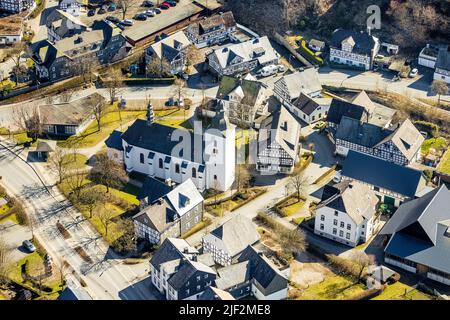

{"left": 159, "top": 158, "right": 163, "bottom": 168}
{"left": 175, "top": 164, "right": 180, "bottom": 174}
{"left": 140, "top": 153, "right": 145, "bottom": 164}
{"left": 214, "top": 175, "right": 217, "bottom": 180}
{"left": 192, "top": 167, "right": 197, "bottom": 178}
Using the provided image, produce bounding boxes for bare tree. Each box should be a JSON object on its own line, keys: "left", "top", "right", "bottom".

{"left": 146, "top": 56, "right": 171, "bottom": 78}
{"left": 12, "top": 106, "right": 45, "bottom": 142}
{"left": 0, "top": 237, "right": 11, "bottom": 287}
{"left": 60, "top": 89, "right": 74, "bottom": 103}
{"left": 116, "top": 0, "right": 136, "bottom": 20}
{"left": 92, "top": 96, "right": 107, "bottom": 132}
{"left": 79, "top": 188, "right": 105, "bottom": 219}
{"left": 6, "top": 42, "right": 26, "bottom": 86}
{"left": 57, "top": 260, "right": 70, "bottom": 289}
{"left": 288, "top": 171, "right": 308, "bottom": 201}
{"left": 90, "top": 153, "right": 127, "bottom": 193}
{"left": 348, "top": 251, "right": 373, "bottom": 284}
{"left": 186, "top": 45, "right": 202, "bottom": 72}
{"left": 277, "top": 226, "right": 306, "bottom": 257}
{"left": 106, "top": 69, "right": 123, "bottom": 105}
{"left": 431, "top": 80, "right": 449, "bottom": 105}
{"left": 235, "top": 164, "right": 251, "bottom": 192}
{"left": 95, "top": 205, "right": 115, "bottom": 237}
{"left": 66, "top": 170, "right": 86, "bottom": 202}
{"left": 48, "top": 148, "right": 68, "bottom": 184}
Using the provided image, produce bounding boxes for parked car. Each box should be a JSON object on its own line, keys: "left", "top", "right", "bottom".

{"left": 142, "top": 0, "right": 154, "bottom": 7}
{"left": 154, "top": 8, "right": 161, "bottom": 14}
{"left": 144, "top": 10, "right": 155, "bottom": 17}
{"left": 313, "top": 121, "right": 326, "bottom": 130}
{"left": 260, "top": 64, "right": 278, "bottom": 77}
{"left": 177, "top": 97, "right": 185, "bottom": 107}
{"left": 160, "top": 3, "right": 170, "bottom": 9}
{"left": 87, "top": 9, "right": 95, "bottom": 16}
{"left": 120, "top": 19, "right": 134, "bottom": 26}
{"left": 98, "top": 7, "right": 106, "bottom": 14}
{"left": 165, "top": 0, "right": 176, "bottom": 6}
{"left": 116, "top": 23, "right": 125, "bottom": 30}
{"left": 409, "top": 68, "right": 419, "bottom": 78}
{"left": 106, "top": 16, "right": 120, "bottom": 23}
{"left": 22, "top": 240, "right": 36, "bottom": 253}
{"left": 277, "top": 64, "right": 286, "bottom": 72}
{"left": 134, "top": 13, "right": 147, "bottom": 20}
{"left": 108, "top": 3, "right": 116, "bottom": 11}
{"left": 332, "top": 170, "right": 342, "bottom": 184}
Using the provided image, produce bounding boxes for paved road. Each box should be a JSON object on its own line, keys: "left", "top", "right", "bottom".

{"left": 0, "top": 219, "right": 32, "bottom": 264}
{"left": 318, "top": 66, "right": 450, "bottom": 103}
{"left": 0, "top": 140, "right": 157, "bottom": 300}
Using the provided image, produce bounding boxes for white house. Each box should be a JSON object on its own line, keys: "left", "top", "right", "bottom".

{"left": 207, "top": 36, "right": 279, "bottom": 77}
{"left": 121, "top": 103, "right": 235, "bottom": 192}
{"left": 314, "top": 181, "right": 380, "bottom": 247}
{"left": 329, "top": 29, "right": 380, "bottom": 71}
{"left": 202, "top": 215, "right": 260, "bottom": 266}
{"left": 274, "top": 68, "right": 323, "bottom": 104}
{"left": 434, "top": 46, "right": 450, "bottom": 84}
{"left": 418, "top": 44, "right": 440, "bottom": 69}
{"left": 290, "top": 93, "right": 331, "bottom": 124}
{"left": 0, "top": 15, "right": 23, "bottom": 45}
{"left": 185, "top": 11, "right": 237, "bottom": 48}
{"left": 45, "top": 9, "right": 88, "bottom": 43}
{"left": 0, "top": 0, "right": 35, "bottom": 13}
{"left": 58, "top": 0, "right": 81, "bottom": 16}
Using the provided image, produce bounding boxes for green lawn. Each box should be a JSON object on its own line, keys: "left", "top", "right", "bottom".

{"left": 372, "top": 282, "right": 432, "bottom": 300}
{"left": 292, "top": 217, "right": 305, "bottom": 225}
{"left": 58, "top": 110, "right": 146, "bottom": 148}
{"left": 109, "top": 183, "right": 140, "bottom": 206}
{"left": 297, "top": 276, "right": 366, "bottom": 300}
{"left": 281, "top": 200, "right": 305, "bottom": 217}
{"left": 62, "top": 153, "right": 88, "bottom": 170}
{"left": 438, "top": 150, "right": 450, "bottom": 174}
{"left": 206, "top": 199, "right": 239, "bottom": 216}
{"left": 421, "top": 137, "right": 447, "bottom": 155}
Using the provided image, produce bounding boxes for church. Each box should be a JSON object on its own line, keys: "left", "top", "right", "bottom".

{"left": 119, "top": 102, "right": 236, "bottom": 192}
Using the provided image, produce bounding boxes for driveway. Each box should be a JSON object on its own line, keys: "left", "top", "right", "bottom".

{"left": 0, "top": 219, "right": 32, "bottom": 264}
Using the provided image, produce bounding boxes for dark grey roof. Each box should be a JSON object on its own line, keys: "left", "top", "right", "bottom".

{"left": 198, "top": 287, "right": 235, "bottom": 300}
{"left": 436, "top": 46, "right": 450, "bottom": 71}
{"left": 167, "top": 259, "right": 216, "bottom": 291}
{"left": 58, "top": 285, "right": 92, "bottom": 300}
{"left": 215, "top": 261, "right": 251, "bottom": 290}
{"left": 150, "top": 238, "right": 193, "bottom": 271}
{"left": 121, "top": 119, "right": 201, "bottom": 161}
{"left": 136, "top": 176, "right": 171, "bottom": 202}
{"left": 341, "top": 150, "right": 424, "bottom": 198}
{"left": 293, "top": 93, "right": 320, "bottom": 116}
{"left": 327, "top": 99, "right": 368, "bottom": 125}
{"left": 237, "top": 246, "right": 288, "bottom": 296}
{"left": 105, "top": 130, "right": 123, "bottom": 151}
{"left": 335, "top": 116, "right": 392, "bottom": 147}
{"left": 330, "top": 29, "right": 377, "bottom": 55}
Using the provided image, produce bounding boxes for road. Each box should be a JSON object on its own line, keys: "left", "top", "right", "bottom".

{"left": 318, "top": 66, "right": 450, "bottom": 103}
{"left": 0, "top": 140, "right": 158, "bottom": 300}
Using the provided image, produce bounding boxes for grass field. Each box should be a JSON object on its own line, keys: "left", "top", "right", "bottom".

{"left": 421, "top": 137, "right": 447, "bottom": 156}
{"left": 280, "top": 200, "right": 305, "bottom": 217}
{"left": 438, "top": 149, "right": 450, "bottom": 174}
{"left": 372, "top": 282, "right": 432, "bottom": 300}
{"left": 61, "top": 153, "right": 88, "bottom": 170}
{"left": 296, "top": 276, "right": 366, "bottom": 300}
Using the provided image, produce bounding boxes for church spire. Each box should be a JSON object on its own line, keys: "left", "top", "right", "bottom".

{"left": 146, "top": 99, "right": 154, "bottom": 126}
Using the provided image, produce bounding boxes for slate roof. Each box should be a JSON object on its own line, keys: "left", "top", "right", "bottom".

{"left": 335, "top": 116, "right": 392, "bottom": 147}
{"left": 341, "top": 150, "right": 425, "bottom": 198}
{"left": 38, "top": 93, "right": 103, "bottom": 126}
{"left": 215, "top": 261, "right": 251, "bottom": 290}
{"left": 133, "top": 198, "right": 177, "bottom": 233}
{"left": 374, "top": 119, "right": 424, "bottom": 162}
{"left": 258, "top": 105, "right": 301, "bottom": 160}
{"left": 136, "top": 176, "right": 171, "bottom": 202}
{"left": 216, "top": 75, "right": 265, "bottom": 107}
{"left": 150, "top": 238, "right": 198, "bottom": 271}
{"left": 436, "top": 46, "right": 450, "bottom": 71}
{"left": 237, "top": 246, "right": 288, "bottom": 296}
{"left": 186, "top": 11, "right": 236, "bottom": 38}
{"left": 293, "top": 93, "right": 320, "bottom": 116}
{"left": 318, "top": 180, "right": 379, "bottom": 225}
{"left": 167, "top": 259, "right": 216, "bottom": 291}
{"left": 198, "top": 287, "right": 235, "bottom": 300}
{"left": 203, "top": 215, "right": 260, "bottom": 258}
{"left": 36, "top": 140, "right": 57, "bottom": 153}
{"left": 330, "top": 29, "right": 378, "bottom": 55}
{"left": 46, "top": 9, "right": 87, "bottom": 38}
{"left": 326, "top": 99, "right": 369, "bottom": 125}
{"left": 105, "top": 130, "right": 123, "bottom": 151}
{"left": 165, "top": 179, "right": 204, "bottom": 216}
{"left": 275, "top": 68, "right": 322, "bottom": 100}
{"left": 147, "top": 31, "right": 191, "bottom": 62}
{"left": 58, "top": 285, "right": 92, "bottom": 300}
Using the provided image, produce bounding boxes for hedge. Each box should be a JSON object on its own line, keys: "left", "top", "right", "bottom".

{"left": 298, "top": 39, "right": 324, "bottom": 65}
{"left": 413, "top": 120, "right": 439, "bottom": 138}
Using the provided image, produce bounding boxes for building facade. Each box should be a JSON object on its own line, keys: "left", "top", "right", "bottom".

{"left": 0, "top": 0, "right": 34, "bottom": 13}
{"left": 433, "top": 46, "right": 450, "bottom": 84}
{"left": 58, "top": 0, "right": 80, "bottom": 16}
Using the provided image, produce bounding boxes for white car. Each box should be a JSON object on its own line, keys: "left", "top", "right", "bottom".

{"left": 409, "top": 68, "right": 418, "bottom": 78}
{"left": 121, "top": 19, "right": 134, "bottom": 26}
{"left": 278, "top": 65, "right": 286, "bottom": 72}
{"left": 144, "top": 10, "right": 155, "bottom": 16}
{"left": 260, "top": 65, "right": 278, "bottom": 77}
{"left": 332, "top": 170, "right": 342, "bottom": 184}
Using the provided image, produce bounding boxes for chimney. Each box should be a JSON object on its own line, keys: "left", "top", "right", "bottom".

{"left": 367, "top": 27, "right": 371, "bottom": 36}
{"left": 146, "top": 101, "right": 154, "bottom": 126}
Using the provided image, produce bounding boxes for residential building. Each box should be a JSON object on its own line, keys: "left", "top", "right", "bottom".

{"left": 257, "top": 106, "right": 301, "bottom": 174}
{"left": 381, "top": 185, "right": 450, "bottom": 286}
{"left": 198, "top": 287, "right": 235, "bottom": 300}
{"left": 434, "top": 46, "right": 450, "bottom": 84}
{"left": 350, "top": 90, "right": 395, "bottom": 128}
{"left": 121, "top": 103, "right": 235, "bottom": 192}
{"left": 149, "top": 238, "right": 217, "bottom": 300}
{"left": 215, "top": 75, "right": 269, "bottom": 127}
{"left": 38, "top": 93, "right": 104, "bottom": 137}
{"left": 185, "top": 11, "right": 237, "bottom": 48}
{"left": 341, "top": 150, "right": 429, "bottom": 207}
{"left": 207, "top": 36, "right": 279, "bottom": 77}
{"left": 58, "top": 0, "right": 80, "bottom": 16}
{"left": 314, "top": 181, "right": 380, "bottom": 247}
{"left": 46, "top": 9, "right": 88, "bottom": 43}
{"left": 273, "top": 68, "right": 328, "bottom": 124}
{"left": 0, "top": 0, "right": 35, "bottom": 13}
{"left": 335, "top": 118, "right": 424, "bottom": 166}
{"left": 0, "top": 15, "right": 23, "bottom": 45}
{"left": 308, "top": 39, "right": 325, "bottom": 52}
{"left": 202, "top": 215, "right": 260, "bottom": 266}
{"left": 31, "top": 21, "right": 128, "bottom": 81}
{"left": 133, "top": 179, "right": 204, "bottom": 245}
{"left": 105, "top": 130, "right": 124, "bottom": 163}
{"left": 326, "top": 99, "right": 369, "bottom": 130}
{"left": 329, "top": 29, "right": 380, "bottom": 70}
{"left": 418, "top": 43, "right": 441, "bottom": 69}
{"left": 145, "top": 31, "right": 191, "bottom": 75}
{"left": 136, "top": 176, "right": 172, "bottom": 208}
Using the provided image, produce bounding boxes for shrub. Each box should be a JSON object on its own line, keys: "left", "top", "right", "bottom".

{"left": 413, "top": 120, "right": 439, "bottom": 138}
{"left": 32, "top": 238, "right": 48, "bottom": 258}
